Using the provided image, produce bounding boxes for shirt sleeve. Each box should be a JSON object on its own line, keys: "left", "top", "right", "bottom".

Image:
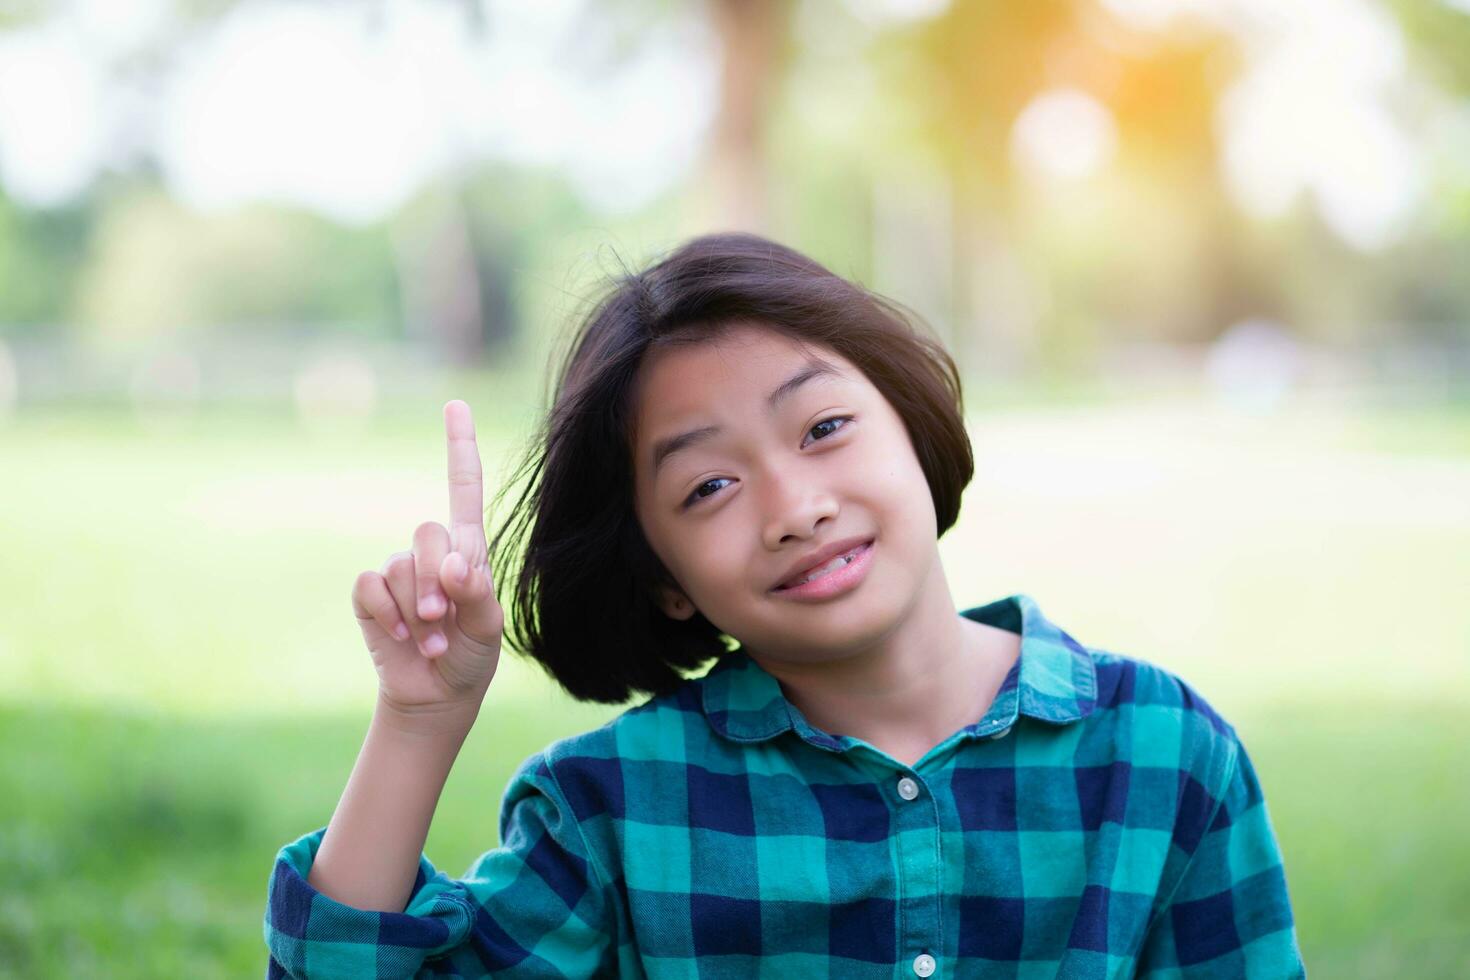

{"left": 1135, "top": 732, "right": 1306, "bottom": 978}
{"left": 263, "top": 752, "right": 617, "bottom": 979}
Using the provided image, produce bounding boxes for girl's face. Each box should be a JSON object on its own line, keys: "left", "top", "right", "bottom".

{"left": 630, "top": 322, "right": 941, "bottom": 666}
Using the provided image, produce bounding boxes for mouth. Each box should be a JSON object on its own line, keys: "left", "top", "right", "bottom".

{"left": 771, "top": 539, "right": 875, "bottom": 596}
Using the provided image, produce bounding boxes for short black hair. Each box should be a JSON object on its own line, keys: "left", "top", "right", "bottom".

{"left": 486, "top": 232, "right": 973, "bottom": 705}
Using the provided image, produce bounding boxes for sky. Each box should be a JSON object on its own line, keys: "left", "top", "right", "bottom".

{"left": 0, "top": 0, "right": 717, "bottom": 222}
{"left": 0, "top": 0, "right": 1463, "bottom": 248}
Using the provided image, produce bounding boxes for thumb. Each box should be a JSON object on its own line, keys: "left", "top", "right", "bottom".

{"left": 439, "top": 551, "right": 503, "bottom": 650}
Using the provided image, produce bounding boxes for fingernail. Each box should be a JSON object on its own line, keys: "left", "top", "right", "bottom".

{"left": 419, "top": 596, "right": 442, "bottom": 618}
{"left": 450, "top": 553, "right": 468, "bottom": 583}
{"left": 394, "top": 624, "right": 410, "bottom": 641}
{"left": 423, "top": 632, "right": 447, "bottom": 655}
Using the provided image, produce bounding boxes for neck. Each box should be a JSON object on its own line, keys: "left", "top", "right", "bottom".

{"left": 746, "top": 553, "right": 1020, "bottom": 766}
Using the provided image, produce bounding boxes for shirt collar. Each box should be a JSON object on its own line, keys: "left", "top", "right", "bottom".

{"left": 699, "top": 593, "right": 1098, "bottom": 748}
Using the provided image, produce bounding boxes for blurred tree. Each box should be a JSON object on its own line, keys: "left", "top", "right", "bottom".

{"left": 1386, "top": 0, "right": 1470, "bottom": 95}
{"left": 389, "top": 181, "right": 514, "bottom": 365}
{"left": 1384, "top": 0, "right": 1470, "bottom": 343}
{"left": 371, "top": 0, "right": 799, "bottom": 357}
{"left": 897, "top": 0, "right": 1071, "bottom": 369}
{"left": 1104, "top": 30, "right": 1251, "bottom": 344}
{"left": 573, "top": 0, "right": 798, "bottom": 234}
{"left": 391, "top": 160, "right": 599, "bottom": 363}
{"left": 867, "top": 1, "right": 1261, "bottom": 369}
{"left": 0, "top": 192, "right": 92, "bottom": 330}
{"left": 698, "top": 0, "right": 797, "bottom": 232}
{"left": 70, "top": 186, "right": 399, "bottom": 346}
{"left": 0, "top": 1, "right": 46, "bottom": 29}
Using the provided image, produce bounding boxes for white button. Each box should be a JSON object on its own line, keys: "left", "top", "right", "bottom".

{"left": 913, "top": 952, "right": 936, "bottom": 977}
{"left": 896, "top": 776, "right": 920, "bottom": 801}
{"left": 989, "top": 726, "right": 1011, "bottom": 740}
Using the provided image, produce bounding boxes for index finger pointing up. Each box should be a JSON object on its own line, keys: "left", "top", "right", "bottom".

{"left": 444, "top": 399, "right": 486, "bottom": 556}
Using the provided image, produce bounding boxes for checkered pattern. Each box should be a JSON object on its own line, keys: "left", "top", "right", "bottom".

{"left": 264, "top": 593, "right": 1305, "bottom": 978}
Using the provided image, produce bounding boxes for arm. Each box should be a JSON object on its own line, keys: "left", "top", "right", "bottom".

{"left": 1136, "top": 734, "right": 1306, "bottom": 978}
{"left": 264, "top": 747, "right": 618, "bottom": 979}
{"left": 263, "top": 399, "right": 619, "bottom": 977}
{"left": 306, "top": 696, "right": 482, "bottom": 913}
{"left": 298, "top": 398, "right": 503, "bottom": 917}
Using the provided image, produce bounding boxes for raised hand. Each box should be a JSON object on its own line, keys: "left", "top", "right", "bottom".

{"left": 350, "top": 400, "right": 505, "bottom": 721}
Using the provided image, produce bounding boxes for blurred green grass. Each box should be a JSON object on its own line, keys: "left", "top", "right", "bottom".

{"left": 1, "top": 388, "right": 1467, "bottom": 977}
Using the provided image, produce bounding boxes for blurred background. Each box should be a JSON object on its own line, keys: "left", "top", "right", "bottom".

{"left": 1, "top": 0, "right": 1467, "bottom": 975}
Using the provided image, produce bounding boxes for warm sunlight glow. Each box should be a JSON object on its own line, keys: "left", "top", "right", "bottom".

{"left": 1010, "top": 89, "right": 1118, "bottom": 181}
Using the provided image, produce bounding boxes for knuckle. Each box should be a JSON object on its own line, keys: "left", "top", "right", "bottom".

{"left": 384, "top": 577, "right": 422, "bottom": 623}
{"left": 397, "top": 596, "right": 423, "bottom": 628}
{"left": 353, "top": 569, "right": 379, "bottom": 593}
{"left": 380, "top": 551, "right": 411, "bottom": 576}
{"left": 370, "top": 590, "right": 397, "bottom": 618}
{"left": 352, "top": 573, "right": 396, "bottom": 624}
{"left": 414, "top": 520, "right": 446, "bottom": 542}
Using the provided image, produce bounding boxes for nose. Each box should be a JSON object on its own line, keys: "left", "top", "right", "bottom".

{"left": 760, "top": 464, "right": 839, "bottom": 549}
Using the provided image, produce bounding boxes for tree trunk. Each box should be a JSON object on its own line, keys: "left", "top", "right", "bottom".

{"left": 696, "top": 0, "right": 791, "bottom": 233}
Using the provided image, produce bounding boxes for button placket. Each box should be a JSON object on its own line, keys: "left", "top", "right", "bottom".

{"left": 890, "top": 769, "right": 941, "bottom": 970}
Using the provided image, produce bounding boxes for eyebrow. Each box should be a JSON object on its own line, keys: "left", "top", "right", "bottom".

{"left": 649, "top": 358, "right": 844, "bottom": 477}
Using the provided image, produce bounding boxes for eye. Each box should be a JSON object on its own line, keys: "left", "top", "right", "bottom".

{"left": 804, "top": 415, "right": 854, "bottom": 446}
{"left": 683, "top": 477, "right": 732, "bottom": 509}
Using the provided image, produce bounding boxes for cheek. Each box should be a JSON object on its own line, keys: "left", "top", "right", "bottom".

{"left": 856, "top": 425, "right": 926, "bottom": 494}
{"left": 859, "top": 428, "right": 936, "bottom": 535}
{"left": 635, "top": 499, "right": 709, "bottom": 593}
{"left": 659, "top": 520, "right": 749, "bottom": 596}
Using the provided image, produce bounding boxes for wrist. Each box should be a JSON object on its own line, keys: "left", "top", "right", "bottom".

{"left": 373, "top": 691, "right": 484, "bottom": 738}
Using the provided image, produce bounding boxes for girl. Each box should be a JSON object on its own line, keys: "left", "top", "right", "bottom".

{"left": 264, "top": 233, "right": 1305, "bottom": 978}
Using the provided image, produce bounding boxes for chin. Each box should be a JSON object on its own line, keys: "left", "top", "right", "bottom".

{"left": 776, "top": 601, "right": 905, "bottom": 652}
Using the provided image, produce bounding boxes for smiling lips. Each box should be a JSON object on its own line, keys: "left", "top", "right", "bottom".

{"left": 780, "top": 546, "right": 864, "bottom": 588}
{"left": 771, "top": 537, "right": 876, "bottom": 597}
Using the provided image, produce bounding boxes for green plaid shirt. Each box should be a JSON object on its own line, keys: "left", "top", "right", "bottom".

{"left": 265, "top": 593, "right": 1305, "bottom": 978}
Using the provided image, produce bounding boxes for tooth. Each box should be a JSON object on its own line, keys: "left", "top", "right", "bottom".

{"left": 792, "top": 550, "right": 858, "bottom": 586}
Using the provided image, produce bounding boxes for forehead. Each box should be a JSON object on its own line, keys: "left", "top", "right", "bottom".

{"left": 632, "top": 325, "right": 850, "bottom": 426}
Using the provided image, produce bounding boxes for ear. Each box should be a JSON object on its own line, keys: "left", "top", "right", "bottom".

{"left": 654, "top": 583, "right": 697, "bottom": 621}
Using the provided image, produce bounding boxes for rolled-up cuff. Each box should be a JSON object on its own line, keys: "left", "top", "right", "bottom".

{"left": 264, "top": 827, "right": 474, "bottom": 980}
